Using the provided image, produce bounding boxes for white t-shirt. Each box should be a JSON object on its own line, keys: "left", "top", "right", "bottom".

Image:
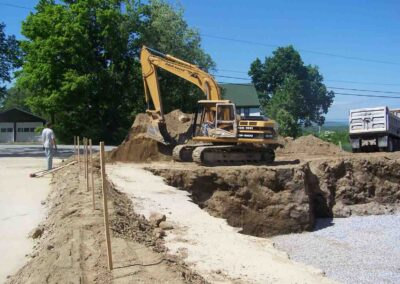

{"left": 42, "top": 128, "right": 55, "bottom": 148}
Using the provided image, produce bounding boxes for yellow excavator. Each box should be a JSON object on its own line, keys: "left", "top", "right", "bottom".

{"left": 140, "top": 46, "right": 280, "bottom": 165}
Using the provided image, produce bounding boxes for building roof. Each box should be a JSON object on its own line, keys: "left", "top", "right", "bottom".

{"left": 0, "top": 108, "right": 46, "bottom": 123}
{"left": 220, "top": 83, "right": 260, "bottom": 107}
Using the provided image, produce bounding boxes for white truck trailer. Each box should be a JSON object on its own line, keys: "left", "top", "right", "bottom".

{"left": 349, "top": 106, "right": 400, "bottom": 152}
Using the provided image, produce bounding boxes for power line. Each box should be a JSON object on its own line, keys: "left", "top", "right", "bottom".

{"left": 328, "top": 87, "right": 400, "bottom": 95}
{"left": 216, "top": 68, "right": 250, "bottom": 74}
{"left": 214, "top": 83, "right": 400, "bottom": 99}
{"left": 213, "top": 74, "right": 400, "bottom": 95}
{"left": 215, "top": 69, "right": 400, "bottom": 87}
{"left": 212, "top": 74, "right": 251, "bottom": 81}
{"left": 0, "top": 2, "right": 33, "bottom": 10}
{"left": 202, "top": 33, "right": 400, "bottom": 66}
{"left": 324, "top": 79, "right": 400, "bottom": 86}
{"left": 334, "top": 92, "right": 400, "bottom": 99}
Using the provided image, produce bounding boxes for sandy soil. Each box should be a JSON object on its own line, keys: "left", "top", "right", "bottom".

{"left": 107, "top": 163, "right": 335, "bottom": 284}
{"left": 7, "top": 159, "right": 204, "bottom": 284}
{"left": 0, "top": 157, "right": 58, "bottom": 282}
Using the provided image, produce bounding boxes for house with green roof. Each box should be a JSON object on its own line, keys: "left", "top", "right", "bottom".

{"left": 220, "top": 83, "right": 261, "bottom": 117}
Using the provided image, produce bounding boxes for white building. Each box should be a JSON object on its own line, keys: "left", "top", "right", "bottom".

{"left": 0, "top": 108, "right": 46, "bottom": 143}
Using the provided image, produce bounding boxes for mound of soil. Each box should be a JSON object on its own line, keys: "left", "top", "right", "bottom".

{"left": 277, "top": 135, "right": 344, "bottom": 156}
{"left": 109, "top": 110, "right": 193, "bottom": 162}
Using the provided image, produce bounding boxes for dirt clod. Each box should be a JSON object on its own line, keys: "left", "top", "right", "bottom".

{"left": 149, "top": 212, "right": 167, "bottom": 226}
{"left": 29, "top": 226, "right": 44, "bottom": 239}
{"left": 159, "top": 221, "right": 174, "bottom": 230}
{"left": 153, "top": 228, "right": 166, "bottom": 238}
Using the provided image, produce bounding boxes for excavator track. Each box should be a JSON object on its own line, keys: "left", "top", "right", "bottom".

{"left": 192, "top": 145, "right": 275, "bottom": 166}
{"left": 172, "top": 144, "right": 213, "bottom": 162}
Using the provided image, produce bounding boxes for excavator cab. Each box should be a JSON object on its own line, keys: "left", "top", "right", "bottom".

{"left": 194, "top": 100, "right": 237, "bottom": 139}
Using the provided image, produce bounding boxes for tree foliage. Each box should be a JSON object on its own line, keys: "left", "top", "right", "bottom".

{"left": 0, "top": 87, "right": 31, "bottom": 111}
{"left": 0, "top": 23, "right": 21, "bottom": 104}
{"left": 249, "top": 45, "right": 334, "bottom": 137}
{"left": 17, "top": 0, "right": 214, "bottom": 144}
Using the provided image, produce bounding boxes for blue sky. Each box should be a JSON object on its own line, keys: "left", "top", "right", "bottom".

{"left": 1, "top": 0, "right": 400, "bottom": 121}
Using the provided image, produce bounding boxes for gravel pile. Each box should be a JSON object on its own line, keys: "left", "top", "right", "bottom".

{"left": 272, "top": 215, "right": 400, "bottom": 284}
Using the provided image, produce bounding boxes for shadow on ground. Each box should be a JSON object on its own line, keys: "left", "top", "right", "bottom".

{"left": 313, "top": 218, "right": 334, "bottom": 231}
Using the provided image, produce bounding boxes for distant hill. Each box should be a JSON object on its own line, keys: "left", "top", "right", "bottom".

{"left": 303, "top": 120, "right": 348, "bottom": 133}
{"left": 324, "top": 120, "right": 348, "bottom": 127}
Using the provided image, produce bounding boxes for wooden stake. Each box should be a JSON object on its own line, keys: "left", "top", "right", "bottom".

{"left": 73, "top": 136, "right": 76, "bottom": 161}
{"left": 83, "top": 138, "right": 87, "bottom": 179}
{"left": 77, "top": 136, "right": 80, "bottom": 167}
{"left": 85, "top": 138, "right": 89, "bottom": 191}
{"left": 90, "top": 139, "right": 95, "bottom": 210}
{"left": 100, "top": 141, "right": 113, "bottom": 270}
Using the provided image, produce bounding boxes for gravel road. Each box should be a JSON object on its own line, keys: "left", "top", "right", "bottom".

{"left": 272, "top": 215, "right": 400, "bottom": 284}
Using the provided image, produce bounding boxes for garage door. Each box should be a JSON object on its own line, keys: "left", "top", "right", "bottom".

{"left": 16, "top": 122, "right": 42, "bottom": 142}
{"left": 0, "top": 123, "right": 14, "bottom": 142}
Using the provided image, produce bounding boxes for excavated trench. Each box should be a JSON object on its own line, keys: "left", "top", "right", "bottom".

{"left": 147, "top": 156, "right": 400, "bottom": 237}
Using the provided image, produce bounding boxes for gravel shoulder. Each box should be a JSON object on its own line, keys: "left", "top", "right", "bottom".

{"left": 272, "top": 215, "right": 400, "bottom": 284}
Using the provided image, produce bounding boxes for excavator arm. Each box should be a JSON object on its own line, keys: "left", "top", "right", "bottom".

{"left": 140, "top": 46, "right": 221, "bottom": 121}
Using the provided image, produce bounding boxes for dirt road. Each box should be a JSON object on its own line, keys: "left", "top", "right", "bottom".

{"left": 0, "top": 157, "right": 54, "bottom": 282}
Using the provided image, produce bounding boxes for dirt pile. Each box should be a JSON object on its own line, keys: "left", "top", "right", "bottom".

{"left": 277, "top": 135, "right": 345, "bottom": 156}
{"left": 147, "top": 154, "right": 400, "bottom": 237}
{"left": 109, "top": 110, "right": 193, "bottom": 162}
{"left": 7, "top": 162, "right": 204, "bottom": 283}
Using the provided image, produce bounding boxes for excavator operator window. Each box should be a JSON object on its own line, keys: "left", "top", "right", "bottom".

{"left": 212, "top": 103, "right": 237, "bottom": 138}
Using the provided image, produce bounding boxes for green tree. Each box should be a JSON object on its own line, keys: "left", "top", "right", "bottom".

{"left": 0, "top": 23, "right": 21, "bottom": 104}
{"left": 0, "top": 87, "right": 31, "bottom": 111}
{"left": 249, "top": 45, "right": 334, "bottom": 137}
{"left": 17, "top": 0, "right": 214, "bottom": 144}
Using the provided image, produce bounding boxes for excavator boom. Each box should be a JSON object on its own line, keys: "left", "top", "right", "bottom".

{"left": 141, "top": 46, "right": 221, "bottom": 117}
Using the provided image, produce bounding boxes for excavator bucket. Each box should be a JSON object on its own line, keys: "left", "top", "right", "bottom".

{"left": 146, "top": 120, "right": 172, "bottom": 145}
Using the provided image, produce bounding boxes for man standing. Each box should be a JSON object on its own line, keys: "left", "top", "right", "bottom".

{"left": 41, "top": 122, "right": 57, "bottom": 170}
